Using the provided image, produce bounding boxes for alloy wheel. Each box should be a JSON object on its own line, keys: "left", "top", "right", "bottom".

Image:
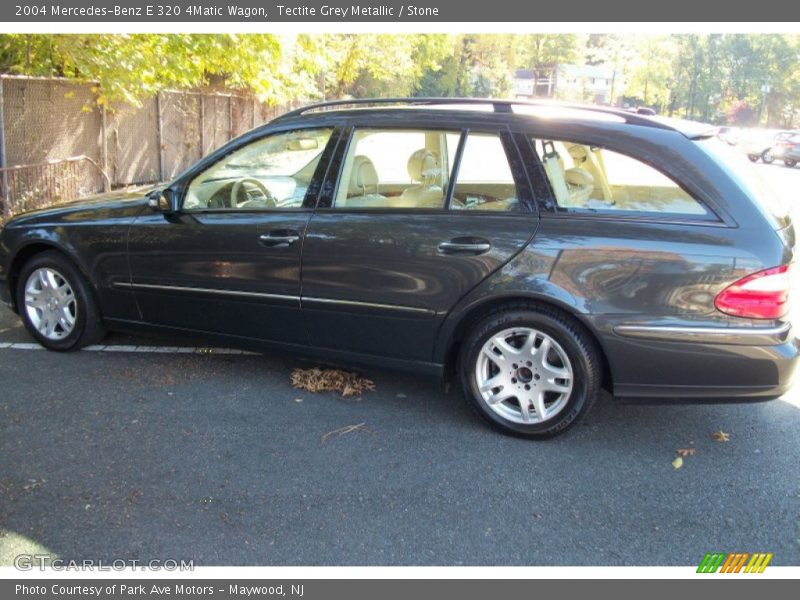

{"left": 475, "top": 327, "right": 574, "bottom": 424}
{"left": 24, "top": 267, "right": 77, "bottom": 341}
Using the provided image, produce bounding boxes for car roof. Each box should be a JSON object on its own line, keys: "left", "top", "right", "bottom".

{"left": 271, "top": 97, "right": 718, "bottom": 140}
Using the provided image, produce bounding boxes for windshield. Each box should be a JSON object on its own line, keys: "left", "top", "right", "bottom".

{"left": 204, "top": 129, "right": 330, "bottom": 181}
{"left": 696, "top": 137, "right": 791, "bottom": 229}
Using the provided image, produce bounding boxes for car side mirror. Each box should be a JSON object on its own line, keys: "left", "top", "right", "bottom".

{"left": 147, "top": 189, "right": 176, "bottom": 213}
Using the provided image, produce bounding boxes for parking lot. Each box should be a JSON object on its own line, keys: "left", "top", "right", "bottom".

{"left": 1, "top": 160, "right": 799, "bottom": 566}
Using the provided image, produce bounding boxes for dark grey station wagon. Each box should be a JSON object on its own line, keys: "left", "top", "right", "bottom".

{"left": 0, "top": 98, "right": 797, "bottom": 437}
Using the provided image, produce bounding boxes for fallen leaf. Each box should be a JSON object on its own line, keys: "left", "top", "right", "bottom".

{"left": 672, "top": 456, "right": 684, "bottom": 469}
{"left": 321, "top": 422, "right": 371, "bottom": 444}
{"left": 22, "top": 479, "right": 44, "bottom": 492}
{"left": 291, "top": 367, "right": 375, "bottom": 397}
{"left": 712, "top": 430, "right": 730, "bottom": 442}
{"left": 676, "top": 448, "right": 696, "bottom": 457}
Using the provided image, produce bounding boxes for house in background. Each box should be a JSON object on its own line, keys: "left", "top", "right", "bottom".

{"left": 512, "top": 68, "right": 556, "bottom": 98}
{"left": 512, "top": 65, "right": 624, "bottom": 105}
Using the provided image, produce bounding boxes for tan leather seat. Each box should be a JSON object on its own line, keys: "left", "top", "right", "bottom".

{"left": 541, "top": 142, "right": 595, "bottom": 208}
{"left": 341, "top": 155, "right": 386, "bottom": 207}
{"left": 564, "top": 168, "right": 594, "bottom": 205}
{"left": 566, "top": 143, "right": 613, "bottom": 201}
{"left": 349, "top": 155, "right": 380, "bottom": 195}
{"left": 398, "top": 149, "right": 444, "bottom": 208}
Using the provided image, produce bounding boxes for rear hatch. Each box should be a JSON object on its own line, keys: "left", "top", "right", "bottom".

{"left": 696, "top": 137, "right": 796, "bottom": 322}
{"left": 697, "top": 137, "right": 794, "bottom": 235}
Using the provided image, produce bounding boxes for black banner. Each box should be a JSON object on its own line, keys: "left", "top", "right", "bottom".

{"left": 2, "top": 0, "right": 800, "bottom": 22}
{"left": 3, "top": 579, "right": 799, "bottom": 600}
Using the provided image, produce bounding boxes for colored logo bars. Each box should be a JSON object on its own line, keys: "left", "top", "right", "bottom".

{"left": 697, "top": 552, "right": 773, "bottom": 573}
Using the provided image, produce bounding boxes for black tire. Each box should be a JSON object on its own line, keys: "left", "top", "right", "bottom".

{"left": 15, "top": 250, "right": 106, "bottom": 351}
{"left": 762, "top": 150, "right": 775, "bottom": 164}
{"left": 784, "top": 159, "right": 797, "bottom": 168}
{"left": 458, "top": 304, "right": 602, "bottom": 439}
{"left": 747, "top": 154, "right": 759, "bottom": 162}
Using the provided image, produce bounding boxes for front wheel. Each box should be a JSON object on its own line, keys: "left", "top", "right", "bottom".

{"left": 459, "top": 306, "right": 602, "bottom": 438}
{"left": 16, "top": 251, "right": 106, "bottom": 351}
{"left": 747, "top": 154, "right": 759, "bottom": 162}
{"left": 762, "top": 150, "right": 775, "bottom": 164}
{"left": 785, "top": 159, "right": 797, "bottom": 168}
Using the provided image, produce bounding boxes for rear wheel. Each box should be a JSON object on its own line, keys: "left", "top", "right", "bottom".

{"left": 747, "top": 154, "right": 759, "bottom": 162}
{"left": 762, "top": 150, "right": 775, "bottom": 164}
{"left": 784, "top": 159, "right": 797, "bottom": 168}
{"left": 16, "top": 251, "right": 106, "bottom": 351}
{"left": 459, "top": 305, "right": 601, "bottom": 438}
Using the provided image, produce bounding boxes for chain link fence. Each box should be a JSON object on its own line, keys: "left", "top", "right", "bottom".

{"left": 0, "top": 75, "right": 299, "bottom": 220}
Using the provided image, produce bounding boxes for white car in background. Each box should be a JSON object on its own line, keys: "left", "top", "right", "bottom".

{"left": 740, "top": 129, "right": 799, "bottom": 163}
{"left": 716, "top": 126, "right": 740, "bottom": 146}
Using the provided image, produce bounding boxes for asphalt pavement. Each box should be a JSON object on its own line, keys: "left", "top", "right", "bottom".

{"left": 1, "top": 162, "right": 799, "bottom": 566}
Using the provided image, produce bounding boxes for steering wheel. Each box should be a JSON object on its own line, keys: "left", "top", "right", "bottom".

{"left": 230, "top": 177, "right": 276, "bottom": 209}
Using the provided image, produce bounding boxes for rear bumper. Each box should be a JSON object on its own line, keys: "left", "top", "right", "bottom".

{"left": 602, "top": 322, "right": 799, "bottom": 402}
{"left": 772, "top": 148, "right": 800, "bottom": 161}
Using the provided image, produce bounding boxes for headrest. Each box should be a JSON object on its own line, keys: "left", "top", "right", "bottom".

{"left": 349, "top": 155, "right": 378, "bottom": 193}
{"left": 566, "top": 143, "right": 589, "bottom": 165}
{"left": 564, "top": 168, "right": 594, "bottom": 187}
{"left": 407, "top": 149, "right": 439, "bottom": 183}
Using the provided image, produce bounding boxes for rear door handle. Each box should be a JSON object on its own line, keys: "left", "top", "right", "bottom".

{"left": 259, "top": 230, "right": 301, "bottom": 247}
{"left": 438, "top": 238, "right": 492, "bottom": 255}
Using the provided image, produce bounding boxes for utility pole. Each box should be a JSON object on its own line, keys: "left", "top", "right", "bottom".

{"left": 759, "top": 82, "right": 771, "bottom": 126}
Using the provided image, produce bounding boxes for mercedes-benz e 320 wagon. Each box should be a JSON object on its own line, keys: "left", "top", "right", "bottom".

{"left": 0, "top": 98, "right": 796, "bottom": 437}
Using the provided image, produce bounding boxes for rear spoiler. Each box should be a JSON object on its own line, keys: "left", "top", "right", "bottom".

{"left": 649, "top": 116, "right": 718, "bottom": 140}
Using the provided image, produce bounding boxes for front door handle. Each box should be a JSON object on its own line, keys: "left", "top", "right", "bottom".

{"left": 438, "top": 238, "right": 492, "bottom": 255}
{"left": 259, "top": 230, "right": 301, "bottom": 247}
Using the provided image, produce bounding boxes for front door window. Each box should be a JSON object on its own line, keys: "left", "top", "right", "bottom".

{"left": 184, "top": 128, "right": 333, "bottom": 211}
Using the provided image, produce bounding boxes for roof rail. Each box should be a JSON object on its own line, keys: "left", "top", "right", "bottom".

{"left": 275, "top": 97, "right": 675, "bottom": 130}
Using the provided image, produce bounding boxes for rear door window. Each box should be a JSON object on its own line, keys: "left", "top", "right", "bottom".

{"left": 450, "top": 132, "right": 523, "bottom": 212}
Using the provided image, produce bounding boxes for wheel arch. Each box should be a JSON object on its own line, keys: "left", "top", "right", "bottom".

{"left": 439, "top": 294, "right": 614, "bottom": 394}
{"left": 8, "top": 240, "right": 91, "bottom": 312}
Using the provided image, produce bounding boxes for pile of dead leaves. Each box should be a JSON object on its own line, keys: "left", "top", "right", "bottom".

{"left": 291, "top": 367, "right": 376, "bottom": 397}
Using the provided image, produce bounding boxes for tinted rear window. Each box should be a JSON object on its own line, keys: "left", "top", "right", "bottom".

{"left": 697, "top": 137, "right": 791, "bottom": 229}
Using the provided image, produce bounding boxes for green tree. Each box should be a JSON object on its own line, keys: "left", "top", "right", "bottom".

{"left": 0, "top": 34, "right": 320, "bottom": 106}
{"left": 625, "top": 35, "right": 676, "bottom": 112}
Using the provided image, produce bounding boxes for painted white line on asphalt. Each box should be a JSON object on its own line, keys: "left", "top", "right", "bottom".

{"left": 0, "top": 342, "right": 260, "bottom": 355}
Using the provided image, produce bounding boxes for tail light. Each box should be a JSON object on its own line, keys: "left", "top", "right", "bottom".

{"left": 715, "top": 265, "right": 792, "bottom": 319}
